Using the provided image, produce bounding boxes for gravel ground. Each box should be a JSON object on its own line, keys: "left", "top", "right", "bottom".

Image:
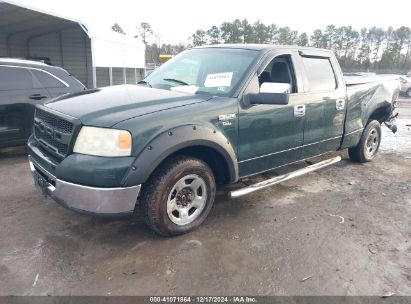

{"left": 0, "top": 99, "right": 410, "bottom": 296}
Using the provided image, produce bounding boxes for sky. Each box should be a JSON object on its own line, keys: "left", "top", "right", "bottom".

{"left": 9, "top": 0, "right": 411, "bottom": 45}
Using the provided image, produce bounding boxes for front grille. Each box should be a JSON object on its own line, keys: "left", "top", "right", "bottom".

{"left": 35, "top": 109, "right": 73, "bottom": 133}
{"left": 34, "top": 109, "right": 74, "bottom": 158}
{"left": 34, "top": 130, "right": 69, "bottom": 155}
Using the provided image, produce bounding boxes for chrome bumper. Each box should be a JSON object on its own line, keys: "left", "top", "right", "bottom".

{"left": 28, "top": 156, "right": 141, "bottom": 216}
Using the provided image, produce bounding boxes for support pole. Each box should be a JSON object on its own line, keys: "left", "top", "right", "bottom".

{"left": 92, "top": 66, "right": 97, "bottom": 89}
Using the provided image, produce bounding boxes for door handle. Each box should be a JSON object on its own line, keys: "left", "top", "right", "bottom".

{"left": 294, "top": 105, "right": 305, "bottom": 117}
{"left": 336, "top": 99, "right": 345, "bottom": 110}
{"left": 29, "top": 94, "right": 48, "bottom": 100}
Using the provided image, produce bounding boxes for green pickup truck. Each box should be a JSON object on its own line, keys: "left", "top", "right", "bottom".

{"left": 28, "top": 44, "right": 399, "bottom": 236}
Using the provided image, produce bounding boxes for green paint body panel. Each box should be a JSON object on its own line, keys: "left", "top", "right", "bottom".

{"left": 28, "top": 45, "right": 399, "bottom": 188}
{"left": 56, "top": 154, "right": 135, "bottom": 187}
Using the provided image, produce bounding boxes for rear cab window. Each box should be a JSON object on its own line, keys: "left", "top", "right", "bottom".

{"left": 302, "top": 57, "right": 337, "bottom": 92}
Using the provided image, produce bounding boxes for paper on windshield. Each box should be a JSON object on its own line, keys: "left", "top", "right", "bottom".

{"left": 204, "top": 72, "right": 233, "bottom": 87}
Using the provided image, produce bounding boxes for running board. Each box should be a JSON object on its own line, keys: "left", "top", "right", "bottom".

{"left": 229, "top": 156, "right": 342, "bottom": 198}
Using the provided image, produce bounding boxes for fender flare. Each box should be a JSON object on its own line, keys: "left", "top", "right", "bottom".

{"left": 122, "top": 124, "right": 239, "bottom": 186}
{"left": 363, "top": 102, "right": 393, "bottom": 125}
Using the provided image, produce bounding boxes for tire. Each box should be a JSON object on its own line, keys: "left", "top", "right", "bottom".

{"left": 407, "top": 88, "right": 411, "bottom": 98}
{"left": 348, "top": 120, "right": 382, "bottom": 163}
{"left": 139, "top": 155, "right": 216, "bottom": 236}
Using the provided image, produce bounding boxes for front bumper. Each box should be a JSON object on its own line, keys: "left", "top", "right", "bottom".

{"left": 29, "top": 155, "right": 141, "bottom": 216}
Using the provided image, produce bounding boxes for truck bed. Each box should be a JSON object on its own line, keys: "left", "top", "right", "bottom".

{"left": 344, "top": 74, "right": 399, "bottom": 86}
{"left": 341, "top": 74, "right": 399, "bottom": 149}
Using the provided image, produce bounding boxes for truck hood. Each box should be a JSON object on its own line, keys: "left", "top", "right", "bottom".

{"left": 45, "top": 85, "right": 212, "bottom": 127}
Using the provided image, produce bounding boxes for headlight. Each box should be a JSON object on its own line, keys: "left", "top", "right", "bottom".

{"left": 73, "top": 126, "right": 132, "bottom": 157}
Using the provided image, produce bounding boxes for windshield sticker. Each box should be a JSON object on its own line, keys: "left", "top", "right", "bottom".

{"left": 204, "top": 72, "right": 233, "bottom": 87}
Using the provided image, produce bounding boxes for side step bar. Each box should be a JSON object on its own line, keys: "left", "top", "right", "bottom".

{"left": 229, "top": 156, "right": 342, "bottom": 198}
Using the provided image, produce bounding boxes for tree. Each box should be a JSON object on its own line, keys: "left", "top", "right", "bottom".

{"left": 276, "top": 26, "right": 297, "bottom": 45}
{"left": 357, "top": 28, "right": 371, "bottom": 69}
{"left": 310, "top": 29, "right": 325, "bottom": 48}
{"left": 252, "top": 20, "right": 272, "bottom": 44}
{"left": 160, "top": 43, "right": 186, "bottom": 55}
{"left": 241, "top": 19, "right": 253, "bottom": 43}
{"left": 189, "top": 21, "right": 410, "bottom": 73}
{"left": 191, "top": 30, "right": 207, "bottom": 46}
{"left": 268, "top": 24, "right": 278, "bottom": 43}
{"left": 404, "top": 30, "right": 411, "bottom": 67}
{"left": 296, "top": 33, "right": 309, "bottom": 46}
{"left": 380, "top": 26, "right": 398, "bottom": 69}
{"left": 220, "top": 19, "right": 243, "bottom": 43}
{"left": 324, "top": 24, "right": 336, "bottom": 48}
{"left": 324, "top": 24, "right": 343, "bottom": 53}
{"left": 111, "top": 23, "right": 125, "bottom": 35}
{"left": 370, "top": 27, "right": 385, "bottom": 65}
{"left": 146, "top": 43, "right": 160, "bottom": 64}
{"left": 137, "top": 22, "right": 153, "bottom": 44}
{"left": 393, "top": 26, "right": 411, "bottom": 64}
{"left": 207, "top": 26, "right": 221, "bottom": 44}
{"left": 340, "top": 26, "right": 359, "bottom": 65}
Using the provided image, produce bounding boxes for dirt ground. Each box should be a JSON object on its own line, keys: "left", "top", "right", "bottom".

{"left": 0, "top": 99, "right": 410, "bottom": 296}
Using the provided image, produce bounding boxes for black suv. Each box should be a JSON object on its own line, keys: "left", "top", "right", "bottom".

{"left": 0, "top": 58, "right": 86, "bottom": 148}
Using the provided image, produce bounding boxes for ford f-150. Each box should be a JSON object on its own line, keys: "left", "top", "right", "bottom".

{"left": 28, "top": 44, "right": 399, "bottom": 236}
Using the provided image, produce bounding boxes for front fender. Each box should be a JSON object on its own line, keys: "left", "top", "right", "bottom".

{"left": 122, "top": 124, "right": 239, "bottom": 186}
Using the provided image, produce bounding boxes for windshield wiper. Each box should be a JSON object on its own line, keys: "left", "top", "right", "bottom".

{"left": 163, "top": 78, "right": 189, "bottom": 86}
{"left": 137, "top": 80, "right": 152, "bottom": 88}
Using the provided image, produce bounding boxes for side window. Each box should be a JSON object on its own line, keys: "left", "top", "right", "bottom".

{"left": 0, "top": 66, "right": 33, "bottom": 90}
{"left": 302, "top": 57, "right": 337, "bottom": 91}
{"left": 32, "top": 70, "right": 66, "bottom": 88}
{"left": 258, "top": 55, "right": 297, "bottom": 93}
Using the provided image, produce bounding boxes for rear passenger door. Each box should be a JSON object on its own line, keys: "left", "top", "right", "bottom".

{"left": 0, "top": 66, "right": 49, "bottom": 146}
{"left": 298, "top": 54, "right": 346, "bottom": 158}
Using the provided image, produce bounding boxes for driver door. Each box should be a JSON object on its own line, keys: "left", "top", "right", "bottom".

{"left": 237, "top": 51, "right": 307, "bottom": 177}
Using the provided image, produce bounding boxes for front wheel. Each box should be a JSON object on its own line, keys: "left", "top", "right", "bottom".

{"left": 348, "top": 120, "right": 382, "bottom": 163}
{"left": 407, "top": 88, "right": 411, "bottom": 98}
{"left": 139, "top": 155, "right": 216, "bottom": 236}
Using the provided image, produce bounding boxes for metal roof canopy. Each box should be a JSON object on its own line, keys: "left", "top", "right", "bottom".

{"left": 0, "top": 0, "right": 145, "bottom": 88}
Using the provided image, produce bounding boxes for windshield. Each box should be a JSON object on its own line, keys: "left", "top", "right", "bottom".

{"left": 144, "top": 48, "right": 258, "bottom": 96}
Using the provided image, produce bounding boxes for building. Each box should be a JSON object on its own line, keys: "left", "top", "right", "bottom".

{"left": 0, "top": 0, "right": 145, "bottom": 88}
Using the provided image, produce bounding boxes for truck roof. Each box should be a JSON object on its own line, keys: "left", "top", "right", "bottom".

{"left": 195, "top": 44, "right": 333, "bottom": 55}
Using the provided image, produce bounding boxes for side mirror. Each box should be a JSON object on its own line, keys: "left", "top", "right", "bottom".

{"left": 260, "top": 82, "right": 291, "bottom": 94}
{"left": 247, "top": 82, "right": 291, "bottom": 105}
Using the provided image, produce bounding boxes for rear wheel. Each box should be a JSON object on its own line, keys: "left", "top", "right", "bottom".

{"left": 139, "top": 155, "right": 216, "bottom": 236}
{"left": 348, "top": 120, "right": 381, "bottom": 163}
{"left": 407, "top": 88, "right": 411, "bottom": 98}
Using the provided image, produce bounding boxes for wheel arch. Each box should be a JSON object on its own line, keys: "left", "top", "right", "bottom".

{"left": 122, "top": 125, "right": 239, "bottom": 187}
{"left": 367, "top": 104, "right": 392, "bottom": 124}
